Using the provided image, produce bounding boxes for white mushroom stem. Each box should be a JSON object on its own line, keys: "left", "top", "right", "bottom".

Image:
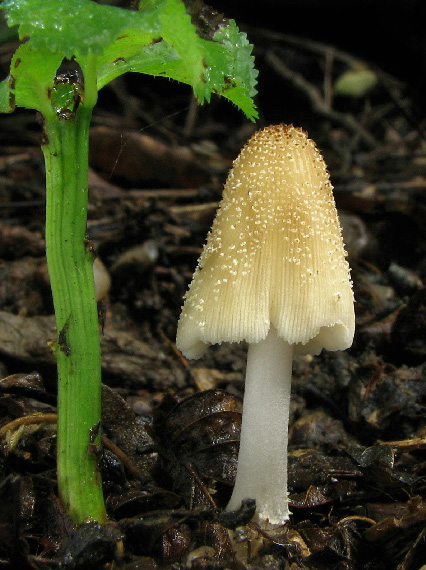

{"left": 226, "top": 326, "right": 293, "bottom": 526}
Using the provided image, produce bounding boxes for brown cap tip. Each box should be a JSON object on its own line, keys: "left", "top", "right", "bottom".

{"left": 176, "top": 124, "right": 355, "bottom": 358}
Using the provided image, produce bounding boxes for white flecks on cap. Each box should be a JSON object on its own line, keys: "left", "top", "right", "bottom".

{"left": 176, "top": 124, "right": 355, "bottom": 359}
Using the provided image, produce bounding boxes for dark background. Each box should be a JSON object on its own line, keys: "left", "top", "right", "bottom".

{"left": 214, "top": 0, "right": 426, "bottom": 113}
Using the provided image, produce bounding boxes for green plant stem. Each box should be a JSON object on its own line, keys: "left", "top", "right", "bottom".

{"left": 42, "top": 96, "right": 106, "bottom": 524}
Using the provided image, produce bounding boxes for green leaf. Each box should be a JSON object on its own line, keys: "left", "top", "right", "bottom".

{"left": 8, "top": 43, "right": 63, "bottom": 114}
{"left": 205, "top": 20, "right": 258, "bottom": 120}
{"left": 96, "top": 38, "right": 178, "bottom": 90}
{"left": 157, "top": 0, "right": 207, "bottom": 101}
{"left": 0, "top": 76, "right": 14, "bottom": 113}
{"left": 334, "top": 68, "right": 377, "bottom": 98}
{"left": 2, "top": 0, "right": 258, "bottom": 120}
{"left": 0, "top": 42, "right": 96, "bottom": 116}
{"left": 96, "top": 0, "right": 207, "bottom": 95}
{"left": 2, "top": 0, "right": 159, "bottom": 59}
{"left": 97, "top": 14, "right": 258, "bottom": 120}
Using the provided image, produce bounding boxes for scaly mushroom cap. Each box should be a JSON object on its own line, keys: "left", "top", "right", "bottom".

{"left": 176, "top": 124, "right": 355, "bottom": 359}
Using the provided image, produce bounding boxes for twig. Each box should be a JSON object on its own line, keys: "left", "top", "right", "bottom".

{"left": 265, "top": 51, "right": 378, "bottom": 149}
{"left": 0, "top": 413, "right": 57, "bottom": 437}
{"left": 101, "top": 434, "right": 146, "bottom": 480}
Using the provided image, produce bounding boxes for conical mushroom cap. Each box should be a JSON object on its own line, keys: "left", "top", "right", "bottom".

{"left": 176, "top": 124, "right": 355, "bottom": 359}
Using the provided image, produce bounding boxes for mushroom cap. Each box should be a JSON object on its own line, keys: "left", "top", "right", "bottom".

{"left": 176, "top": 124, "right": 355, "bottom": 359}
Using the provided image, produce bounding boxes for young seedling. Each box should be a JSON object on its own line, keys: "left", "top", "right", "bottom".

{"left": 176, "top": 124, "right": 355, "bottom": 527}
{"left": 0, "top": 0, "right": 258, "bottom": 525}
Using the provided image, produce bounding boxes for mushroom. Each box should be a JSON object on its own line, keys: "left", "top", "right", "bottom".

{"left": 176, "top": 124, "right": 355, "bottom": 527}
{"left": 93, "top": 257, "right": 111, "bottom": 301}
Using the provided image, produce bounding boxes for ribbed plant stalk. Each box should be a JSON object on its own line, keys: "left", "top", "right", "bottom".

{"left": 42, "top": 60, "right": 107, "bottom": 525}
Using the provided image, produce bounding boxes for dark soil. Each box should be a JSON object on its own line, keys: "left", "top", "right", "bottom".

{"left": 1, "top": 2, "right": 426, "bottom": 569}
